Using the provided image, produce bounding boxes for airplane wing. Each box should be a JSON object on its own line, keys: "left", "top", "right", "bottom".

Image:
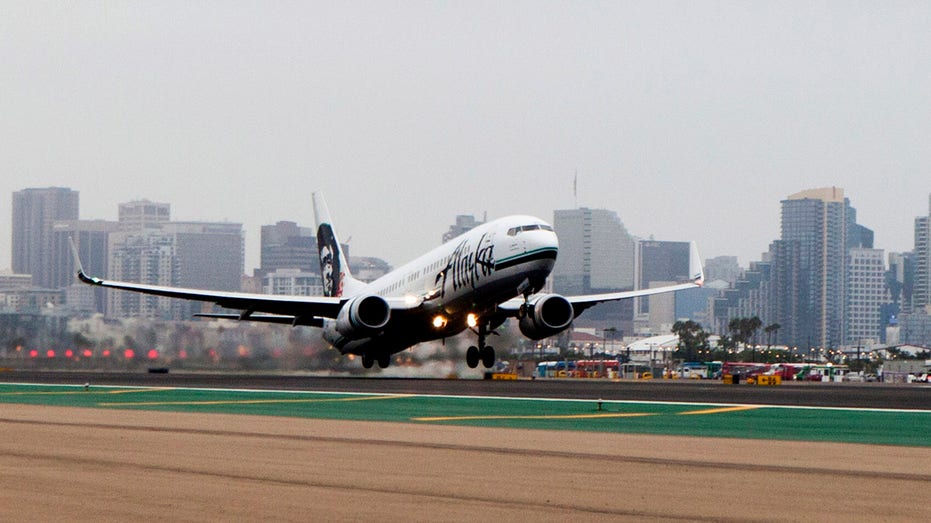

{"left": 499, "top": 241, "right": 705, "bottom": 317}
{"left": 70, "top": 237, "right": 345, "bottom": 321}
{"left": 77, "top": 268, "right": 345, "bottom": 319}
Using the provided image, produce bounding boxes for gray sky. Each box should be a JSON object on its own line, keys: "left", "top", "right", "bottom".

{"left": 2, "top": 1, "right": 930, "bottom": 273}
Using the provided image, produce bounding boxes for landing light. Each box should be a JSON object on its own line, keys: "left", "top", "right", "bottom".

{"left": 432, "top": 315, "right": 447, "bottom": 329}
{"left": 466, "top": 313, "right": 478, "bottom": 328}
{"left": 404, "top": 295, "right": 419, "bottom": 306}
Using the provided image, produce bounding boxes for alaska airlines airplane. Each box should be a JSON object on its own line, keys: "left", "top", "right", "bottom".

{"left": 73, "top": 193, "right": 704, "bottom": 369}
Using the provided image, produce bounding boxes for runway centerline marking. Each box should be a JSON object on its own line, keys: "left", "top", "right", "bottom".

{"left": 96, "top": 394, "right": 412, "bottom": 407}
{"left": 678, "top": 405, "right": 761, "bottom": 416}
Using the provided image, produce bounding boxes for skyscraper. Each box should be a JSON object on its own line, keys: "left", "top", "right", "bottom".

{"left": 914, "top": 194, "right": 931, "bottom": 311}
{"left": 552, "top": 208, "right": 635, "bottom": 295}
{"left": 769, "top": 187, "right": 872, "bottom": 348}
{"left": 11, "top": 187, "right": 79, "bottom": 287}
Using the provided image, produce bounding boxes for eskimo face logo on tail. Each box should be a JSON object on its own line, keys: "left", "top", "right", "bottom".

{"left": 317, "top": 224, "right": 343, "bottom": 297}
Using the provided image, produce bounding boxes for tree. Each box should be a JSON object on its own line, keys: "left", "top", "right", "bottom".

{"left": 728, "top": 316, "right": 763, "bottom": 362}
{"left": 764, "top": 323, "right": 781, "bottom": 346}
{"left": 671, "top": 320, "right": 709, "bottom": 362}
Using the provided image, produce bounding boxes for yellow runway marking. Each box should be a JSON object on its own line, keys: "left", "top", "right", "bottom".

{"left": 97, "top": 394, "right": 411, "bottom": 407}
{"left": 412, "top": 412, "right": 655, "bottom": 422}
{"left": 678, "top": 405, "right": 761, "bottom": 416}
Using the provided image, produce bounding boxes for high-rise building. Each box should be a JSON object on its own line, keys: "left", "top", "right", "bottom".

{"left": 914, "top": 194, "right": 931, "bottom": 311}
{"left": 107, "top": 216, "right": 243, "bottom": 320}
{"left": 11, "top": 187, "right": 79, "bottom": 287}
{"left": 887, "top": 252, "right": 915, "bottom": 316}
{"left": 107, "top": 231, "right": 179, "bottom": 319}
{"left": 552, "top": 208, "right": 636, "bottom": 295}
{"left": 118, "top": 200, "right": 170, "bottom": 231}
{"left": 51, "top": 220, "right": 120, "bottom": 313}
{"left": 703, "top": 256, "right": 741, "bottom": 286}
{"left": 635, "top": 240, "right": 692, "bottom": 334}
{"left": 258, "top": 221, "right": 317, "bottom": 278}
{"left": 768, "top": 187, "right": 873, "bottom": 348}
{"left": 845, "top": 248, "right": 886, "bottom": 345}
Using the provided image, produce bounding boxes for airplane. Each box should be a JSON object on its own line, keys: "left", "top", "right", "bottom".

{"left": 72, "top": 193, "right": 704, "bottom": 370}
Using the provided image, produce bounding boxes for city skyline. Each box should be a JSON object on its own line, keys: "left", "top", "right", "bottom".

{"left": 2, "top": 3, "right": 930, "bottom": 272}
{"left": 2, "top": 185, "right": 930, "bottom": 278}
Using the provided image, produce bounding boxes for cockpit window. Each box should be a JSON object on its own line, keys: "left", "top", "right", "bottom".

{"left": 508, "top": 223, "right": 553, "bottom": 236}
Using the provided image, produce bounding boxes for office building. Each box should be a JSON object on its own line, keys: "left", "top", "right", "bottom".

{"left": 845, "top": 248, "right": 886, "bottom": 345}
{"left": 552, "top": 208, "right": 636, "bottom": 295}
{"left": 258, "top": 221, "right": 317, "bottom": 278}
{"left": 107, "top": 218, "right": 243, "bottom": 320}
{"left": 915, "top": 194, "right": 931, "bottom": 311}
{"left": 51, "top": 220, "right": 120, "bottom": 313}
{"left": 768, "top": 187, "right": 874, "bottom": 348}
{"left": 118, "top": 200, "right": 170, "bottom": 231}
{"left": 11, "top": 187, "right": 79, "bottom": 288}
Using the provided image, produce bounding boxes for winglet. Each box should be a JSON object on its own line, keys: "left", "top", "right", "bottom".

{"left": 68, "top": 236, "right": 99, "bottom": 285}
{"left": 689, "top": 241, "right": 705, "bottom": 287}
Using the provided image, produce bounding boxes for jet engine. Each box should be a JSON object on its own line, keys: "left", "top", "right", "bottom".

{"left": 518, "top": 294, "right": 574, "bottom": 340}
{"left": 335, "top": 295, "right": 391, "bottom": 338}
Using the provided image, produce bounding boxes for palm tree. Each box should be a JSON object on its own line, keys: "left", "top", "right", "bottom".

{"left": 764, "top": 323, "right": 781, "bottom": 359}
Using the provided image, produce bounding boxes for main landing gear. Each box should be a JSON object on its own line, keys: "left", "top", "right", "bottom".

{"left": 466, "top": 322, "right": 495, "bottom": 369}
{"left": 361, "top": 352, "right": 390, "bottom": 369}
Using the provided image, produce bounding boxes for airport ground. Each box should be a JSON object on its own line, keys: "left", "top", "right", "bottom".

{"left": 1, "top": 372, "right": 929, "bottom": 521}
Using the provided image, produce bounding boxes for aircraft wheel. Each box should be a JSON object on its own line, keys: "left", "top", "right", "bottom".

{"left": 466, "top": 346, "right": 480, "bottom": 368}
{"left": 377, "top": 353, "right": 390, "bottom": 369}
{"left": 481, "top": 346, "right": 495, "bottom": 369}
{"left": 361, "top": 354, "right": 374, "bottom": 369}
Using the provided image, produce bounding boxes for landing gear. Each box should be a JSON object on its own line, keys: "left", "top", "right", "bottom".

{"left": 466, "top": 322, "right": 495, "bottom": 369}
{"left": 361, "top": 352, "right": 390, "bottom": 369}
{"left": 376, "top": 352, "right": 390, "bottom": 369}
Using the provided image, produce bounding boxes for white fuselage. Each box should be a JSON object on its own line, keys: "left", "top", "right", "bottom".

{"left": 322, "top": 215, "right": 559, "bottom": 354}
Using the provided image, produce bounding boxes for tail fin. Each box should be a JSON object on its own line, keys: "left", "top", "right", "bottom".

{"left": 313, "top": 192, "right": 364, "bottom": 297}
{"left": 689, "top": 241, "right": 705, "bottom": 286}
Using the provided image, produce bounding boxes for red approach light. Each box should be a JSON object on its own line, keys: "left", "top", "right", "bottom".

{"left": 65, "top": 349, "right": 74, "bottom": 358}
{"left": 179, "top": 349, "right": 188, "bottom": 359}
{"left": 46, "top": 350, "right": 56, "bottom": 358}
{"left": 102, "top": 349, "right": 111, "bottom": 357}
{"left": 124, "top": 349, "right": 135, "bottom": 359}
{"left": 29, "top": 350, "right": 38, "bottom": 358}
{"left": 82, "top": 349, "right": 93, "bottom": 358}
{"left": 147, "top": 349, "right": 158, "bottom": 360}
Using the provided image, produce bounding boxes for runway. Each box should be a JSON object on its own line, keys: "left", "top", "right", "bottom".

{"left": 2, "top": 371, "right": 929, "bottom": 521}
{"left": 4, "top": 369, "right": 930, "bottom": 409}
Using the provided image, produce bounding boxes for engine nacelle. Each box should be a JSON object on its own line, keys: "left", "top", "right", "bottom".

{"left": 335, "top": 294, "right": 391, "bottom": 339}
{"left": 518, "top": 294, "right": 574, "bottom": 340}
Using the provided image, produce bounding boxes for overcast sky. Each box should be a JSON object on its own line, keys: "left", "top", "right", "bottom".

{"left": 2, "top": 1, "right": 929, "bottom": 273}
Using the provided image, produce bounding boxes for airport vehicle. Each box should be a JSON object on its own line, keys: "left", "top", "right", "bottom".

{"left": 73, "top": 193, "right": 703, "bottom": 369}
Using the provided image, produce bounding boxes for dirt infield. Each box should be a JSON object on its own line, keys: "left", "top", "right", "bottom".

{"left": 1, "top": 404, "right": 928, "bottom": 522}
